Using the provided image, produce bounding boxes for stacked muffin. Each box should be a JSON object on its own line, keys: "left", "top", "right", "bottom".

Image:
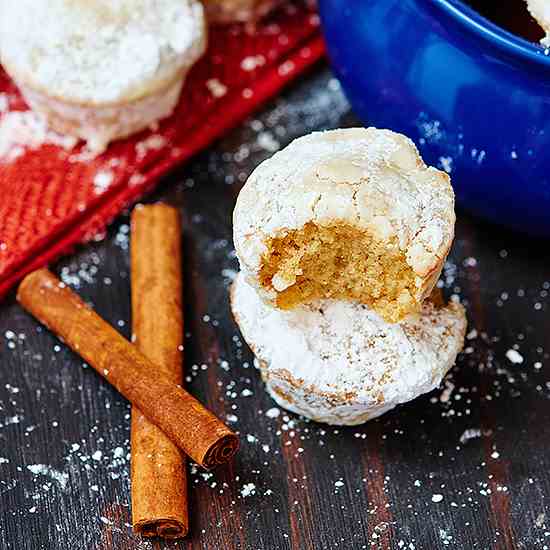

{"left": 0, "top": 0, "right": 206, "bottom": 152}
{"left": 231, "top": 128, "right": 466, "bottom": 425}
{"left": 0, "top": 0, "right": 287, "bottom": 152}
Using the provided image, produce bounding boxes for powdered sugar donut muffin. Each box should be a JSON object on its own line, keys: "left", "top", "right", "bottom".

{"left": 526, "top": 0, "right": 550, "bottom": 44}
{"left": 204, "top": 0, "right": 282, "bottom": 24}
{"left": 233, "top": 128, "right": 455, "bottom": 324}
{"left": 231, "top": 272, "right": 466, "bottom": 425}
{"left": 0, "top": 0, "right": 206, "bottom": 152}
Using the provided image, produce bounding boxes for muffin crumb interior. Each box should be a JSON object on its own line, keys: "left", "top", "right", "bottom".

{"left": 259, "top": 222, "right": 418, "bottom": 322}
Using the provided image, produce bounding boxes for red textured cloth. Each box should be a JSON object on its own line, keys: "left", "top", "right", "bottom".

{"left": 0, "top": 4, "right": 324, "bottom": 301}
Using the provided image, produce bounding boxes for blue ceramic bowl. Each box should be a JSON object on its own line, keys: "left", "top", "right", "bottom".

{"left": 319, "top": 0, "right": 550, "bottom": 236}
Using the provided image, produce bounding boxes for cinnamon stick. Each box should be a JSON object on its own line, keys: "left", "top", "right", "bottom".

{"left": 17, "top": 269, "right": 239, "bottom": 469}
{"left": 130, "top": 204, "right": 188, "bottom": 538}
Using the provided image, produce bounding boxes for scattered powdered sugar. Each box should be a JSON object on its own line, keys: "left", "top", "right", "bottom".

{"left": 113, "top": 447, "right": 124, "bottom": 459}
{"left": 91, "top": 450, "right": 103, "bottom": 462}
{"left": 241, "top": 55, "right": 266, "bottom": 71}
{"left": 278, "top": 60, "right": 295, "bottom": 76}
{"left": 27, "top": 464, "right": 69, "bottom": 490}
{"left": 128, "top": 173, "right": 146, "bottom": 187}
{"left": 206, "top": 78, "right": 228, "bottom": 98}
{"left": 99, "top": 516, "right": 112, "bottom": 525}
{"left": 59, "top": 253, "right": 102, "bottom": 288}
{"left": 438, "top": 156, "right": 453, "bottom": 173}
{"left": 439, "top": 380, "right": 455, "bottom": 404}
{"left": 0, "top": 110, "right": 77, "bottom": 163}
{"left": 240, "top": 483, "right": 256, "bottom": 497}
{"left": 459, "top": 428, "right": 482, "bottom": 444}
{"left": 439, "top": 529, "right": 453, "bottom": 546}
{"left": 114, "top": 224, "right": 130, "bottom": 250}
{"left": 256, "top": 131, "right": 280, "bottom": 152}
{"left": 506, "top": 349, "right": 524, "bottom": 364}
{"left": 265, "top": 407, "right": 281, "bottom": 419}
{"left": 93, "top": 170, "right": 114, "bottom": 195}
{"left": 67, "top": 147, "right": 100, "bottom": 163}
{"left": 135, "top": 134, "right": 167, "bottom": 160}
{"left": 2, "top": 415, "right": 22, "bottom": 426}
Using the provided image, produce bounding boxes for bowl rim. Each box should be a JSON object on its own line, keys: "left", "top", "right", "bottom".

{"left": 434, "top": 0, "right": 550, "bottom": 66}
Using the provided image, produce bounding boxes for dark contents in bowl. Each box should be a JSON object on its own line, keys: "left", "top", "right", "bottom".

{"left": 464, "top": 0, "right": 544, "bottom": 42}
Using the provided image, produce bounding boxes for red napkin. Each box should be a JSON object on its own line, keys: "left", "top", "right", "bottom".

{"left": 0, "top": 3, "right": 324, "bottom": 301}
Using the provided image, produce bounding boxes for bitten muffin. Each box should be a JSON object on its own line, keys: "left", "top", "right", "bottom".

{"left": 231, "top": 272, "right": 466, "bottom": 426}
{"left": 526, "top": 0, "right": 550, "bottom": 44}
{"left": 203, "top": 0, "right": 282, "bottom": 24}
{"left": 0, "top": 0, "right": 206, "bottom": 152}
{"left": 233, "top": 128, "right": 455, "bottom": 324}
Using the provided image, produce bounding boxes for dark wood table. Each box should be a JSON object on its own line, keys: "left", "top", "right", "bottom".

{"left": 1, "top": 66, "right": 549, "bottom": 550}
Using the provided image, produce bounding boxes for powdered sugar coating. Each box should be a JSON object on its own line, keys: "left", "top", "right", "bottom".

{"left": 231, "top": 273, "right": 466, "bottom": 425}
{"left": 0, "top": 0, "right": 206, "bottom": 105}
{"left": 16, "top": 76, "right": 184, "bottom": 153}
{"left": 0, "top": 110, "right": 78, "bottom": 164}
{"left": 233, "top": 128, "right": 455, "bottom": 306}
{"left": 526, "top": 0, "right": 550, "bottom": 44}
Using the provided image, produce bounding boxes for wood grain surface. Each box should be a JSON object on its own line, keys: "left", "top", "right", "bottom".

{"left": 1, "top": 68, "right": 549, "bottom": 550}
